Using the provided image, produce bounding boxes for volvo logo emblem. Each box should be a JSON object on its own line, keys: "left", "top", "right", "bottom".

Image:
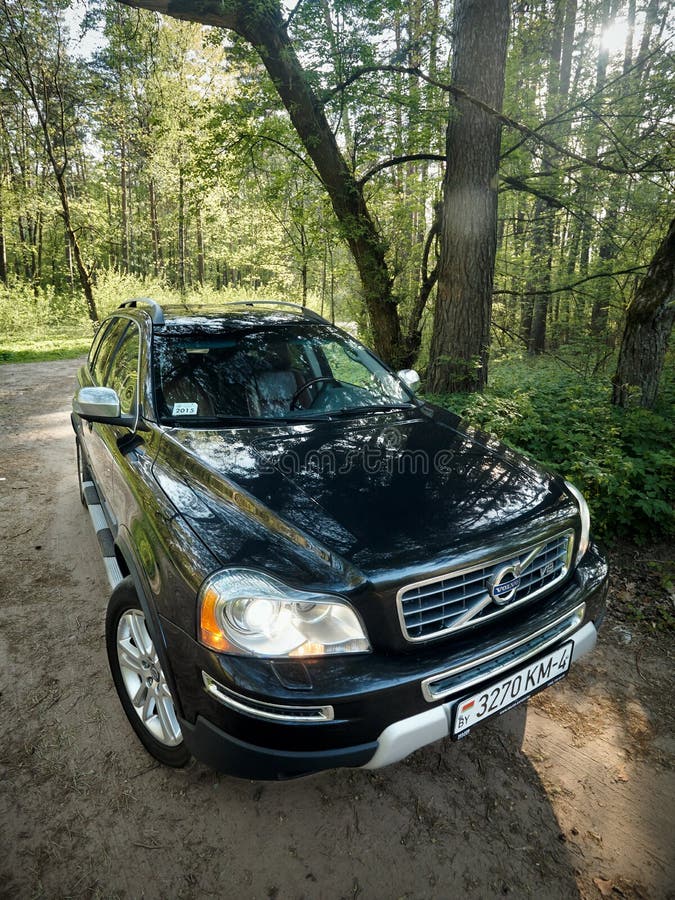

{"left": 489, "top": 564, "right": 522, "bottom": 606}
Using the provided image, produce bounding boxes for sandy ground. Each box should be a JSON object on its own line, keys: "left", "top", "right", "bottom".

{"left": 0, "top": 359, "right": 673, "bottom": 900}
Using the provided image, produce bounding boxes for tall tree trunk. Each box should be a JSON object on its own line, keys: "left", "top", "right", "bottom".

{"left": 17, "top": 215, "right": 29, "bottom": 279}
{"left": 525, "top": 0, "right": 576, "bottom": 354}
{"left": 120, "top": 133, "right": 129, "bottom": 272}
{"left": 299, "top": 222, "right": 308, "bottom": 306}
{"left": 149, "top": 176, "right": 162, "bottom": 276}
{"left": 623, "top": 0, "right": 636, "bottom": 75}
{"left": 116, "top": 0, "right": 405, "bottom": 366}
{"left": 106, "top": 190, "right": 114, "bottom": 269}
{"left": 65, "top": 226, "right": 74, "bottom": 290}
{"left": 591, "top": 191, "right": 622, "bottom": 338}
{"left": 527, "top": 199, "right": 556, "bottom": 353}
{"left": 405, "top": 211, "right": 440, "bottom": 356}
{"left": 612, "top": 218, "right": 675, "bottom": 409}
{"left": 636, "top": 0, "right": 659, "bottom": 68}
{"left": 0, "top": 176, "right": 6, "bottom": 285}
{"left": 178, "top": 169, "right": 186, "bottom": 293}
{"left": 196, "top": 205, "right": 205, "bottom": 287}
{"left": 427, "top": 0, "right": 510, "bottom": 393}
{"left": 35, "top": 207, "right": 43, "bottom": 292}
{"left": 320, "top": 238, "right": 327, "bottom": 318}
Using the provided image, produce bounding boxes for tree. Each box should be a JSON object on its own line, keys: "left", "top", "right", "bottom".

{"left": 427, "top": 0, "right": 510, "bottom": 393}
{"left": 0, "top": 0, "right": 98, "bottom": 320}
{"left": 612, "top": 217, "right": 675, "bottom": 409}
{"left": 117, "top": 0, "right": 406, "bottom": 365}
{"left": 524, "top": 0, "right": 577, "bottom": 355}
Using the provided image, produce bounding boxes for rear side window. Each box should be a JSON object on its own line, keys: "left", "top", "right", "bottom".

{"left": 107, "top": 326, "right": 140, "bottom": 415}
{"left": 92, "top": 318, "right": 129, "bottom": 385}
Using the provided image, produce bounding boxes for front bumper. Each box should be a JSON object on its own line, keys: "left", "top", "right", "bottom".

{"left": 165, "top": 545, "right": 608, "bottom": 780}
{"left": 363, "top": 619, "right": 597, "bottom": 769}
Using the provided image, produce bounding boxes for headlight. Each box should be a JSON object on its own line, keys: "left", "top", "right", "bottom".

{"left": 198, "top": 569, "right": 371, "bottom": 657}
{"left": 565, "top": 480, "right": 590, "bottom": 565}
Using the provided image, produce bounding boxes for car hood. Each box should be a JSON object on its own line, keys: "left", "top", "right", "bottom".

{"left": 156, "top": 405, "right": 577, "bottom": 583}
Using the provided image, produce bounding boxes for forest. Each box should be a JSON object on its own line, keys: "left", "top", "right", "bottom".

{"left": 0, "top": 0, "right": 673, "bottom": 560}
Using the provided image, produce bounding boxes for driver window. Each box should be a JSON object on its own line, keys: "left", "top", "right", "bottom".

{"left": 92, "top": 318, "right": 129, "bottom": 385}
{"left": 107, "top": 326, "right": 140, "bottom": 415}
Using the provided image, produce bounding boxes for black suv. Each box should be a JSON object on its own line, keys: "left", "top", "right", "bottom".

{"left": 72, "top": 299, "right": 608, "bottom": 779}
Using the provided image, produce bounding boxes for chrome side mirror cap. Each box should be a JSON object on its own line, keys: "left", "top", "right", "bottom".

{"left": 72, "top": 387, "right": 146, "bottom": 431}
{"left": 73, "top": 387, "right": 121, "bottom": 419}
{"left": 397, "top": 368, "right": 421, "bottom": 392}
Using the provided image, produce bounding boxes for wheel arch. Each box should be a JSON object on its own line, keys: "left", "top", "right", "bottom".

{"left": 111, "top": 531, "right": 185, "bottom": 720}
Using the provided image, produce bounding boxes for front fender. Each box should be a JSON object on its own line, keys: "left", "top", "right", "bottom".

{"left": 112, "top": 531, "right": 186, "bottom": 720}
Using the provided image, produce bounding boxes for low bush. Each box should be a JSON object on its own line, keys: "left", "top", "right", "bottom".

{"left": 430, "top": 354, "right": 675, "bottom": 542}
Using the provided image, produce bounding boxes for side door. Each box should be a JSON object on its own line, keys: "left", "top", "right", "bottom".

{"left": 80, "top": 316, "right": 130, "bottom": 518}
{"left": 96, "top": 319, "right": 143, "bottom": 533}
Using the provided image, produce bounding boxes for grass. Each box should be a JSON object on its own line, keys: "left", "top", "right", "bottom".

{"left": 0, "top": 330, "right": 92, "bottom": 364}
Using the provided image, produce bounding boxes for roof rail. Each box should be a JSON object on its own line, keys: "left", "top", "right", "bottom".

{"left": 119, "top": 297, "right": 165, "bottom": 325}
{"left": 222, "top": 300, "right": 327, "bottom": 323}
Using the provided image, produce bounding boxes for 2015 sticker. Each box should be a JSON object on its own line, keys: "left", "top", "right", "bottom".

{"left": 172, "top": 402, "right": 198, "bottom": 416}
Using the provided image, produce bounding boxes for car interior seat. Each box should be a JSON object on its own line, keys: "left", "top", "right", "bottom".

{"left": 248, "top": 343, "right": 303, "bottom": 417}
{"left": 161, "top": 353, "right": 216, "bottom": 417}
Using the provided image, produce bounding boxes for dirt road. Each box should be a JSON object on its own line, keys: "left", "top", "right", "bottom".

{"left": 0, "top": 359, "right": 673, "bottom": 900}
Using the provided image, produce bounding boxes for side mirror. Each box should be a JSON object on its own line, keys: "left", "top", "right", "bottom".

{"left": 74, "top": 386, "right": 120, "bottom": 418}
{"left": 73, "top": 387, "right": 144, "bottom": 430}
{"left": 397, "top": 368, "right": 421, "bottom": 392}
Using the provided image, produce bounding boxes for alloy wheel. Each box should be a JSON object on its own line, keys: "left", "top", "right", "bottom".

{"left": 116, "top": 609, "right": 182, "bottom": 747}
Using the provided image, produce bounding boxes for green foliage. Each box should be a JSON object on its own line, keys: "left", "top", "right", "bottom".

{"left": 0, "top": 282, "right": 92, "bottom": 362}
{"left": 0, "top": 271, "right": 334, "bottom": 363}
{"left": 430, "top": 355, "right": 675, "bottom": 541}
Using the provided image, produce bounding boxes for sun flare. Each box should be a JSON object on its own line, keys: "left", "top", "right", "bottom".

{"left": 601, "top": 19, "right": 629, "bottom": 54}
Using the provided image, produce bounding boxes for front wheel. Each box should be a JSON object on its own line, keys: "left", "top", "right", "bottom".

{"left": 106, "top": 578, "right": 190, "bottom": 767}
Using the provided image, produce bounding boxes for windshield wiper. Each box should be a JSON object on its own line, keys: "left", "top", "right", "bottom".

{"left": 163, "top": 405, "right": 415, "bottom": 427}
{"left": 164, "top": 415, "right": 291, "bottom": 427}
{"left": 327, "top": 404, "right": 415, "bottom": 418}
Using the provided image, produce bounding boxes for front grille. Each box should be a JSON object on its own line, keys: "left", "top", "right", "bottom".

{"left": 398, "top": 531, "right": 574, "bottom": 642}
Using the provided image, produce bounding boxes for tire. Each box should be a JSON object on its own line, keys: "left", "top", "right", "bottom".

{"left": 106, "top": 578, "right": 190, "bottom": 768}
{"left": 76, "top": 438, "right": 91, "bottom": 507}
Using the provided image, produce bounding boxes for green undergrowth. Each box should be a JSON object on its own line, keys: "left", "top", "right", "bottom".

{"left": 431, "top": 354, "right": 675, "bottom": 542}
{"left": 0, "top": 273, "right": 327, "bottom": 363}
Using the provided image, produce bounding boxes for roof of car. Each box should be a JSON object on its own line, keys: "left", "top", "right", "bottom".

{"left": 117, "top": 298, "right": 329, "bottom": 328}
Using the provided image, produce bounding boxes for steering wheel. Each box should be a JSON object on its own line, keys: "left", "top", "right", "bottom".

{"left": 290, "top": 376, "right": 338, "bottom": 410}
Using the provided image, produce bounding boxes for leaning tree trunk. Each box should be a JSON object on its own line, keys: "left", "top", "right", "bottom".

{"left": 55, "top": 172, "right": 98, "bottom": 322}
{"left": 612, "top": 218, "right": 675, "bottom": 409}
{"left": 117, "top": 0, "right": 405, "bottom": 366}
{"left": 427, "top": 0, "right": 510, "bottom": 393}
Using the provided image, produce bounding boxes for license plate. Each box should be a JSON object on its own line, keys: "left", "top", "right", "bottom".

{"left": 451, "top": 640, "right": 573, "bottom": 739}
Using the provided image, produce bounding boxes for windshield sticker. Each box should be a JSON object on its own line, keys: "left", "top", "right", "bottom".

{"left": 172, "top": 402, "right": 198, "bottom": 416}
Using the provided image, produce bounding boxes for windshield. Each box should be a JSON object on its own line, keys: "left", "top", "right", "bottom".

{"left": 153, "top": 323, "right": 414, "bottom": 424}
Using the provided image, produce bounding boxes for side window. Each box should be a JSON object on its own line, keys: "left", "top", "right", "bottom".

{"left": 88, "top": 320, "right": 112, "bottom": 370}
{"left": 92, "top": 318, "right": 129, "bottom": 385}
{"left": 107, "top": 326, "right": 140, "bottom": 416}
{"left": 322, "top": 339, "right": 373, "bottom": 389}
